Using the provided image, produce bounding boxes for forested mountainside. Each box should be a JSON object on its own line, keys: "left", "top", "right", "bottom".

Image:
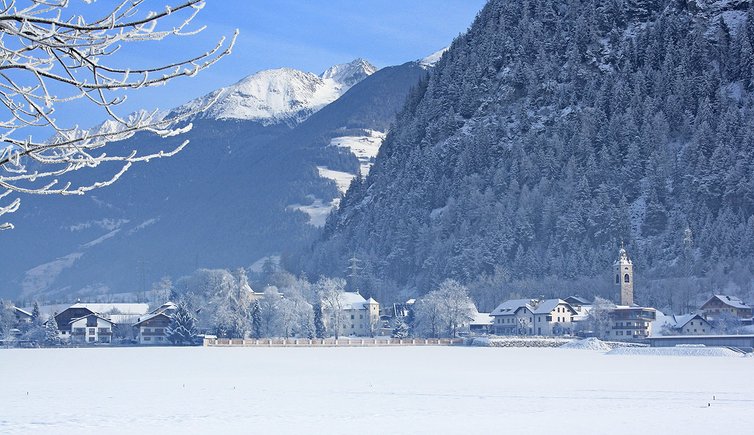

{"left": 297, "top": 0, "right": 754, "bottom": 312}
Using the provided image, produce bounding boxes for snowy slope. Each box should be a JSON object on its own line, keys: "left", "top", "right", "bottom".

{"left": 172, "top": 59, "right": 376, "bottom": 126}
{"left": 419, "top": 47, "right": 449, "bottom": 69}
{"left": 330, "top": 130, "right": 386, "bottom": 177}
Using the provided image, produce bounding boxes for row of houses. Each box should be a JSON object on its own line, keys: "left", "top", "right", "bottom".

{"left": 11, "top": 289, "right": 385, "bottom": 345}
{"left": 484, "top": 293, "right": 752, "bottom": 339}
{"left": 49, "top": 302, "right": 178, "bottom": 345}
{"left": 482, "top": 246, "right": 753, "bottom": 340}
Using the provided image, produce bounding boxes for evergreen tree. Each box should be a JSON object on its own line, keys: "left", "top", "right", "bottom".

{"left": 251, "top": 300, "right": 262, "bottom": 339}
{"left": 43, "top": 314, "right": 61, "bottom": 347}
{"left": 391, "top": 316, "right": 409, "bottom": 339}
{"left": 31, "top": 301, "right": 41, "bottom": 325}
{"left": 167, "top": 303, "right": 198, "bottom": 346}
{"left": 313, "top": 302, "right": 326, "bottom": 339}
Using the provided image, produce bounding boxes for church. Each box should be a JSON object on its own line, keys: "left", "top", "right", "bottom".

{"left": 606, "top": 244, "right": 657, "bottom": 339}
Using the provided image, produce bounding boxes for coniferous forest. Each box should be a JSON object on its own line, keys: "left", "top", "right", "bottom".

{"left": 294, "top": 0, "right": 754, "bottom": 313}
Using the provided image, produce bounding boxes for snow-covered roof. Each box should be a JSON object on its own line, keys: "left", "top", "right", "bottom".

{"left": 564, "top": 296, "right": 591, "bottom": 306}
{"left": 340, "top": 292, "right": 371, "bottom": 310}
{"left": 149, "top": 302, "right": 177, "bottom": 315}
{"left": 69, "top": 313, "right": 114, "bottom": 325}
{"left": 662, "top": 313, "right": 708, "bottom": 330}
{"left": 532, "top": 299, "right": 575, "bottom": 315}
{"left": 109, "top": 314, "right": 141, "bottom": 325}
{"left": 133, "top": 312, "right": 171, "bottom": 327}
{"left": 707, "top": 295, "right": 751, "bottom": 310}
{"left": 471, "top": 313, "right": 493, "bottom": 326}
{"left": 491, "top": 299, "right": 535, "bottom": 316}
{"left": 14, "top": 307, "right": 32, "bottom": 318}
{"left": 67, "top": 303, "right": 150, "bottom": 316}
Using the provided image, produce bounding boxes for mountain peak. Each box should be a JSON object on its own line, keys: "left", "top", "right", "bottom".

{"left": 172, "top": 59, "right": 376, "bottom": 126}
{"left": 419, "top": 48, "right": 449, "bottom": 69}
{"left": 320, "top": 58, "right": 377, "bottom": 87}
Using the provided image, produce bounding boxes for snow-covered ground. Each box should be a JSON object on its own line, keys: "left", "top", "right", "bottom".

{"left": 330, "top": 130, "right": 386, "bottom": 177}
{"left": 2, "top": 347, "right": 752, "bottom": 434}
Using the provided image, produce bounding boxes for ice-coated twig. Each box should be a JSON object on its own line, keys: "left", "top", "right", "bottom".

{"left": 0, "top": 0, "right": 238, "bottom": 229}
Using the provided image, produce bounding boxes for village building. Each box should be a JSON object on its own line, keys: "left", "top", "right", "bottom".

{"left": 69, "top": 314, "right": 114, "bottom": 344}
{"left": 329, "top": 292, "right": 380, "bottom": 337}
{"left": 490, "top": 299, "right": 535, "bottom": 335}
{"left": 565, "top": 296, "right": 592, "bottom": 323}
{"left": 490, "top": 299, "right": 576, "bottom": 336}
{"left": 700, "top": 295, "right": 753, "bottom": 322}
{"left": 133, "top": 302, "right": 177, "bottom": 345}
{"left": 532, "top": 299, "right": 577, "bottom": 336}
{"left": 54, "top": 303, "right": 149, "bottom": 339}
{"left": 658, "top": 313, "right": 712, "bottom": 335}
{"left": 604, "top": 306, "right": 657, "bottom": 339}
{"left": 469, "top": 312, "right": 493, "bottom": 334}
{"left": 13, "top": 307, "right": 33, "bottom": 324}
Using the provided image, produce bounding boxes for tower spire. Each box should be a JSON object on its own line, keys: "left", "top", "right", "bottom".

{"left": 614, "top": 243, "right": 634, "bottom": 306}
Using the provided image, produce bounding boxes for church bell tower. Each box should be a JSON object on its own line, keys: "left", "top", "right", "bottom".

{"left": 614, "top": 243, "right": 634, "bottom": 306}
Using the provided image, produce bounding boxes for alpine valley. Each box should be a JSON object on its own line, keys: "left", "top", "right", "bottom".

{"left": 1, "top": 57, "right": 431, "bottom": 301}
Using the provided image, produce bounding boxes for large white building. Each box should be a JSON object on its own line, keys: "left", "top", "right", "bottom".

{"left": 326, "top": 292, "right": 380, "bottom": 337}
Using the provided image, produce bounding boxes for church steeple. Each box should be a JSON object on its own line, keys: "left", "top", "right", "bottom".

{"left": 614, "top": 242, "right": 634, "bottom": 306}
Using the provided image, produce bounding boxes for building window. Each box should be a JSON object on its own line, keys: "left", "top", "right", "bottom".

{"left": 88, "top": 337, "right": 95, "bottom": 342}
{"left": 624, "top": 274, "right": 630, "bottom": 283}
{"left": 88, "top": 328, "right": 96, "bottom": 335}
{"left": 615, "top": 274, "right": 620, "bottom": 284}
{"left": 144, "top": 337, "right": 151, "bottom": 341}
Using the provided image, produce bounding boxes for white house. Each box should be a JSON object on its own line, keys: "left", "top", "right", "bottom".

{"left": 133, "top": 302, "right": 177, "bottom": 345}
{"left": 69, "top": 314, "right": 115, "bottom": 344}
{"left": 490, "top": 299, "right": 536, "bottom": 335}
{"left": 531, "top": 299, "right": 577, "bottom": 336}
{"left": 657, "top": 313, "right": 712, "bottom": 336}
{"left": 329, "top": 292, "right": 380, "bottom": 337}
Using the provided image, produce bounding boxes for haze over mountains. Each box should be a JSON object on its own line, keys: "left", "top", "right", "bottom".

{"left": 1, "top": 56, "right": 431, "bottom": 301}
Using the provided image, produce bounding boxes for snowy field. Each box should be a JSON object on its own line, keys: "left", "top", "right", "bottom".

{"left": 2, "top": 347, "right": 753, "bottom": 434}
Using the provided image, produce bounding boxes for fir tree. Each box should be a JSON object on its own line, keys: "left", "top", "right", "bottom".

{"left": 391, "top": 316, "right": 409, "bottom": 339}
{"left": 43, "top": 314, "right": 61, "bottom": 347}
{"left": 167, "top": 304, "right": 198, "bottom": 346}
{"left": 313, "top": 302, "right": 326, "bottom": 339}
{"left": 31, "top": 301, "right": 41, "bottom": 325}
{"left": 251, "top": 300, "right": 262, "bottom": 339}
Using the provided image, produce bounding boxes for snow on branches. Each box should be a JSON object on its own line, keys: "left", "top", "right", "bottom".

{"left": 0, "top": 0, "right": 237, "bottom": 229}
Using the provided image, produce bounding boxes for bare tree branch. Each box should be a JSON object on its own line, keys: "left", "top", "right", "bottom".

{"left": 0, "top": 0, "right": 237, "bottom": 229}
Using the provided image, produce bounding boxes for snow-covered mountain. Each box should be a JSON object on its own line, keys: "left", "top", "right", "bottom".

{"left": 1, "top": 55, "right": 427, "bottom": 301}
{"left": 172, "top": 59, "right": 376, "bottom": 126}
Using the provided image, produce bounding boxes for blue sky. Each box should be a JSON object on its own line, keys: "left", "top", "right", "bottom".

{"left": 59, "top": 0, "right": 487, "bottom": 127}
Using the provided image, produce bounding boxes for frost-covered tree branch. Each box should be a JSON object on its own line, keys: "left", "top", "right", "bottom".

{"left": 0, "top": 0, "right": 237, "bottom": 230}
